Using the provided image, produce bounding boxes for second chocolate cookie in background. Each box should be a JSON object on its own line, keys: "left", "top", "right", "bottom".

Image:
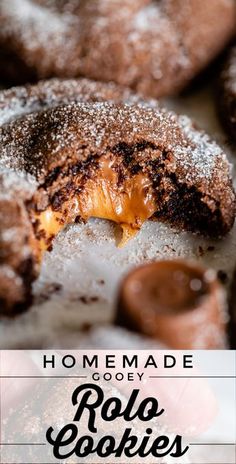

{"left": 0, "top": 0, "right": 235, "bottom": 97}
{"left": 218, "top": 45, "right": 236, "bottom": 144}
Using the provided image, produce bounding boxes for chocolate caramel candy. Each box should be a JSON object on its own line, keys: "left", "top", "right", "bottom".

{"left": 116, "top": 260, "right": 227, "bottom": 349}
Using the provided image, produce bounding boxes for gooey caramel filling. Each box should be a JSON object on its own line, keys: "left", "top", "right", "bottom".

{"left": 33, "top": 156, "right": 157, "bottom": 256}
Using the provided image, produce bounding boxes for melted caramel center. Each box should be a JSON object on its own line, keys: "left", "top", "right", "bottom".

{"left": 33, "top": 156, "right": 156, "bottom": 254}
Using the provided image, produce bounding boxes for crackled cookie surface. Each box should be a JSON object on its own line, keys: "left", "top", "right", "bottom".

{"left": 0, "top": 78, "right": 235, "bottom": 314}
{"left": 0, "top": 0, "right": 235, "bottom": 96}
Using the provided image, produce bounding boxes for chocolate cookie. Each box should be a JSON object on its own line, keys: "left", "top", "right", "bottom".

{"left": 0, "top": 78, "right": 235, "bottom": 315}
{"left": 0, "top": 0, "right": 235, "bottom": 97}
{"left": 219, "top": 45, "right": 236, "bottom": 143}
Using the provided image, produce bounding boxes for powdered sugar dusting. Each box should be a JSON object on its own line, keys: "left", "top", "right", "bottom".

{"left": 177, "top": 115, "right": 228, "bottom": 181}
{"left": 129, "top": 3, "right": 190, "bottom": 80}
{"left": 0, "top": 78, "right": 142, "bottom": 194}
{"left": 0, "top": 78, "right": 141, "bottom": 125}
{"left": 0, "top": 0, "right": 80, "bottom": 76}
{"left": 0, "top": 81, "right": 230, "bottom": 186}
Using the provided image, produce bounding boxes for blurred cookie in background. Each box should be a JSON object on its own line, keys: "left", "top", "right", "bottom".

{"left": 0, "top": 0, "right": 235, "bottom": 97}
{"left": 218, "top": 45, "right": 236, "bottom": 145}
